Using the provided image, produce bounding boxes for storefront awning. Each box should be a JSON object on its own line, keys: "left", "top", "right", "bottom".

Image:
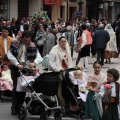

{"left": 44, "top": 0, "right": 61, "bottom": 5}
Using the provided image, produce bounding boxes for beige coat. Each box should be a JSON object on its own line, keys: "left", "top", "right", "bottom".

{"left": 0, "top": 36, "right": 13, "bottom": 62}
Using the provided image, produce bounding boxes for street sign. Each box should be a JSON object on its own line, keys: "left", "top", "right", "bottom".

{"left": 76, "top": 11, "right": 82, "bottom": 16}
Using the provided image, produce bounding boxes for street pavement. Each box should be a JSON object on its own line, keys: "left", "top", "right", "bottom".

{"left": 0, "top": 51, "right": 120, "bottom": 120}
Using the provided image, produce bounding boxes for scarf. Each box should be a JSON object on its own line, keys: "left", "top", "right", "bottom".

{"left": 10, "top": 40, "right": 37, "bottom": 62}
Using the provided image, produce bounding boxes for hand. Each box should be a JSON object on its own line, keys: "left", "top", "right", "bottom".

{"left": 29, "top": 62, "right": 36, "bottom": 68}
{"left": 17, "top": 64, "right": 24, "bottom": 70}
{"left": 96, "top": 89, "right": 100, "bottom": 93}
{"left": 61, "top": 68, "right": 65, "bottom": 71}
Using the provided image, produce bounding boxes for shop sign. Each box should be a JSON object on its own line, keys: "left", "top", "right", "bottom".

{"left": 76, "top": 11, "right": 82, "bottom": 16}
{"left": 44, "top": 0, "right": 61, "bottom": 5}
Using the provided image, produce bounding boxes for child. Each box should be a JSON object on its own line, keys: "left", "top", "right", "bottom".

{"left": 85, "top": 61, "right": 106, "bottom": 120}
{"left": 69, "top": 70, "right": 88, "bottom": 102}
{"left": 99, "top": 68, "right": 119, "bottom": 120}
{"left": 0, "top": 63, "right": 13, "bottom": 84}
{"left": 73, "top": 70, "right": 87, "bottom": 93}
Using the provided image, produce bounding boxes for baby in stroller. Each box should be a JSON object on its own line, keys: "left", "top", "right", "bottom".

{"left": 69, "top": 70, "right": 88, "bottom": 102}
{"left": 0, "top": 62, "right": 13, "bottom": 101}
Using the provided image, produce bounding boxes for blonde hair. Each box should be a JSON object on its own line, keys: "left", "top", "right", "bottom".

{"left": 73, "top": 70, "right": 83, "bottom": 79}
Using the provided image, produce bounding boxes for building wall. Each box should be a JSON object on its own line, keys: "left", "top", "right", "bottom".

{"left": 29, "top": 0, "right": 43, "bottom": 17}
{"left": 9, "top": 0, "right": 18, "bottom": 20}
{"left": 51, "top": 5, "right": 60, "bottom": 22}
{"left": 61, "top": 1, "right": 79, "bottom": 21}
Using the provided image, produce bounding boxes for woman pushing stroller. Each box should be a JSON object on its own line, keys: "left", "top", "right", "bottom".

{"left": 48, "top": 36, "right": 73, "bottom": 106}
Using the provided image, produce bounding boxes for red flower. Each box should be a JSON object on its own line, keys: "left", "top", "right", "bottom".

{"left": 104, "top": 84, "right": 112, "bottom": 89}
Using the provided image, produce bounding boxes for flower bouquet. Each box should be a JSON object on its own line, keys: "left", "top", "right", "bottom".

{"left": 74, "top": 65, "right": 84, "bottom": 71}
{"left": 103, "top": 83, "right": 112, "bottom": 103}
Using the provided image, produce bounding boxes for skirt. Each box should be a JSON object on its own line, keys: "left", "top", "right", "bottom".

{"left": 102, "top": 103, "right": 119, "bottom": 120}
{"left": 104, "top": 51, "right": 118, "bottom": 59}
{"left": 80, "top": 45, "right": 90, "bottom": 57}
{"left": 85, "top": 91, "right": 101, "bottom": 120}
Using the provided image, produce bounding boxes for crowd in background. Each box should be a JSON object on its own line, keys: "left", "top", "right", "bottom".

{"left": 0, "top": 14, "right": 120, "bottom": 119}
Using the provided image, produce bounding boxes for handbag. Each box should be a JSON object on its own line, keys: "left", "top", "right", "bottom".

{"left": 74, "top": 42, "right": 79, "bottom": 53}
{"left": 37, "top": 40, "right": 44, "bottom": 46}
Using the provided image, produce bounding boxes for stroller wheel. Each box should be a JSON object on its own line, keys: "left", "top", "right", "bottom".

{"left": 54, "top": 112, "right": 62, "bottom": 120}
{"left": 40, "top": 112, "right": 48, "bottom": 120}
{"left": 78, "top": 113, "right": 84, "bottom": 120}
{"left": 17, "top": 105, "right": 27, "bottom": 120}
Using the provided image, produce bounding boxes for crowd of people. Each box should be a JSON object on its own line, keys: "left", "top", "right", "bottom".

{"left": 0, "top": 14, "right": 120, "bottom": 120}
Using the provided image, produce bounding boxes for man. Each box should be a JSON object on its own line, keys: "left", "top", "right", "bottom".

{"left": 0, "top": 21, "right": 7, "bottom": 35}
{"left": 93, "top": 24, "right": 110, "bottom": 65}
{"left": 7, "top": 30, "right": 43, "bottom": 115}
{"left": 7, "top": 20, "right": 13, "bottom": 37}
{"left": 0, "top": 27, "right": 13, "bottom": 63}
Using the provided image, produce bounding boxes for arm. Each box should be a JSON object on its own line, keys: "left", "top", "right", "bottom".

{"left": 34, "top": 49, "right": 43, "bottom": 64}
{"left": 7, "top": 50, "right": 19, "bottom": 67}
{"left": 106, "top": 31, "right": 110, "bottom": 43}
{"left": 81, "top": 32, "right": 87, "bottom": 49}
{"left": 49, "top": 52, "right": 62, "bottom": 72}
{"left": 35, "top": 31, "right": 41, "bottom": 41}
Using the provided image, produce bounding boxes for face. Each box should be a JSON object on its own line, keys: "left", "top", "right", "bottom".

{"left": 21, "top": 21, "right": 24, "bottom": 25}
{"left": 2, "top": 21, "right": 7, "bottom": 27}
{"left": 59, "top": 38, "right": 67, "bottom": 49}
{"left": 22, "top": 36, "right": 31, "bottom": 45}
{"left": 93, "top": 63, "right": 101, "bottom": 74}
{"left": 107, "top": 73, "right": 115, "bottom": 82}
{"left": 7, "top": 21, "right": 11, "bottom": 26}
{"left": 3, "top": 65, "right": 9, "bottom": 71}
{"left": 39, "top": 25, "right": 44, "bottom": 31}
{"left": 2, "top": 30, "right": 9, "bottom": 38}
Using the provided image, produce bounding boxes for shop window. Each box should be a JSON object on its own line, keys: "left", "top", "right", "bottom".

{"left": 0, "top": 0, "right": 9, "bottom": 19}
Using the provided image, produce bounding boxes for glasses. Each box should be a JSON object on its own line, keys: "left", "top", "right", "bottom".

{"left": 60, "top": 41, "right": 66, "bottom": 43}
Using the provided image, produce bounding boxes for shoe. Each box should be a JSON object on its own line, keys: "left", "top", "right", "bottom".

{"left": 11, "top": 108, "right": 17, "bottom": 115}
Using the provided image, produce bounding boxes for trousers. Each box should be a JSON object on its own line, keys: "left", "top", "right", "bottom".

{"left": 10, "top": 65, "right": 26, "bottom": 110}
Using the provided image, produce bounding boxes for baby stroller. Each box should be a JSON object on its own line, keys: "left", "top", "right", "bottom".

{"left": 16, "top": 70, "right": 62, "bottom": 120}
{"left": 0, "top": 61, "right": 13, "bottom": 102}
{"left": 61, "top": 68, "right": 85, "bottom": 120}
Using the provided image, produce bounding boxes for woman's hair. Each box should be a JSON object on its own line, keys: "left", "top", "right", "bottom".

{"left": 81, "top": 24, "right": 86, "bottom": 30}
{"left": 107, "top": 68, "right": 119, "bottom": 81}
{"left": 58, "top": 36, "right": 66, "bottom": 42}
{"left": 93, "top": 61, "right": 102, "bottom": 68}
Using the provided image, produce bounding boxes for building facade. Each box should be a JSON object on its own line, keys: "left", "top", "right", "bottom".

{"left": 43, "top": 0, "right": 79, "bottom": 22}
{"left": 86, "top": 0, "right": 120, "bottom": 22}
{"left": 0, "top": 0, "right": 119, "bottom": 22}
{"left": 0, "top": 0, "right": 43, "bottom": 20}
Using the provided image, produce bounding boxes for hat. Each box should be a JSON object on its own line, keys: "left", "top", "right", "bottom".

{"left": 1, "top": 61, "right": 10, "bottom": 66}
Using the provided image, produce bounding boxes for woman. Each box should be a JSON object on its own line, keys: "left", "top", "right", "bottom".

{"left": 48, "top": 36, "right": 73, "bottom": 106}
{"left": 77, "top": 24, "right": 92, "bottom": 71}
{"left": 35, "top": 24, "right": 46, "bottom": 57}
{"left": 48, "top": 36, "right": 73, "bottom": 72}
{"left": 104, "top": 24, "right": 118, "bottom": 63}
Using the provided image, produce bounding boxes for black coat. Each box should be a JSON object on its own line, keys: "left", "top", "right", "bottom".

{"left": 93, "top": 28, "right": 110, "bottom": 49}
